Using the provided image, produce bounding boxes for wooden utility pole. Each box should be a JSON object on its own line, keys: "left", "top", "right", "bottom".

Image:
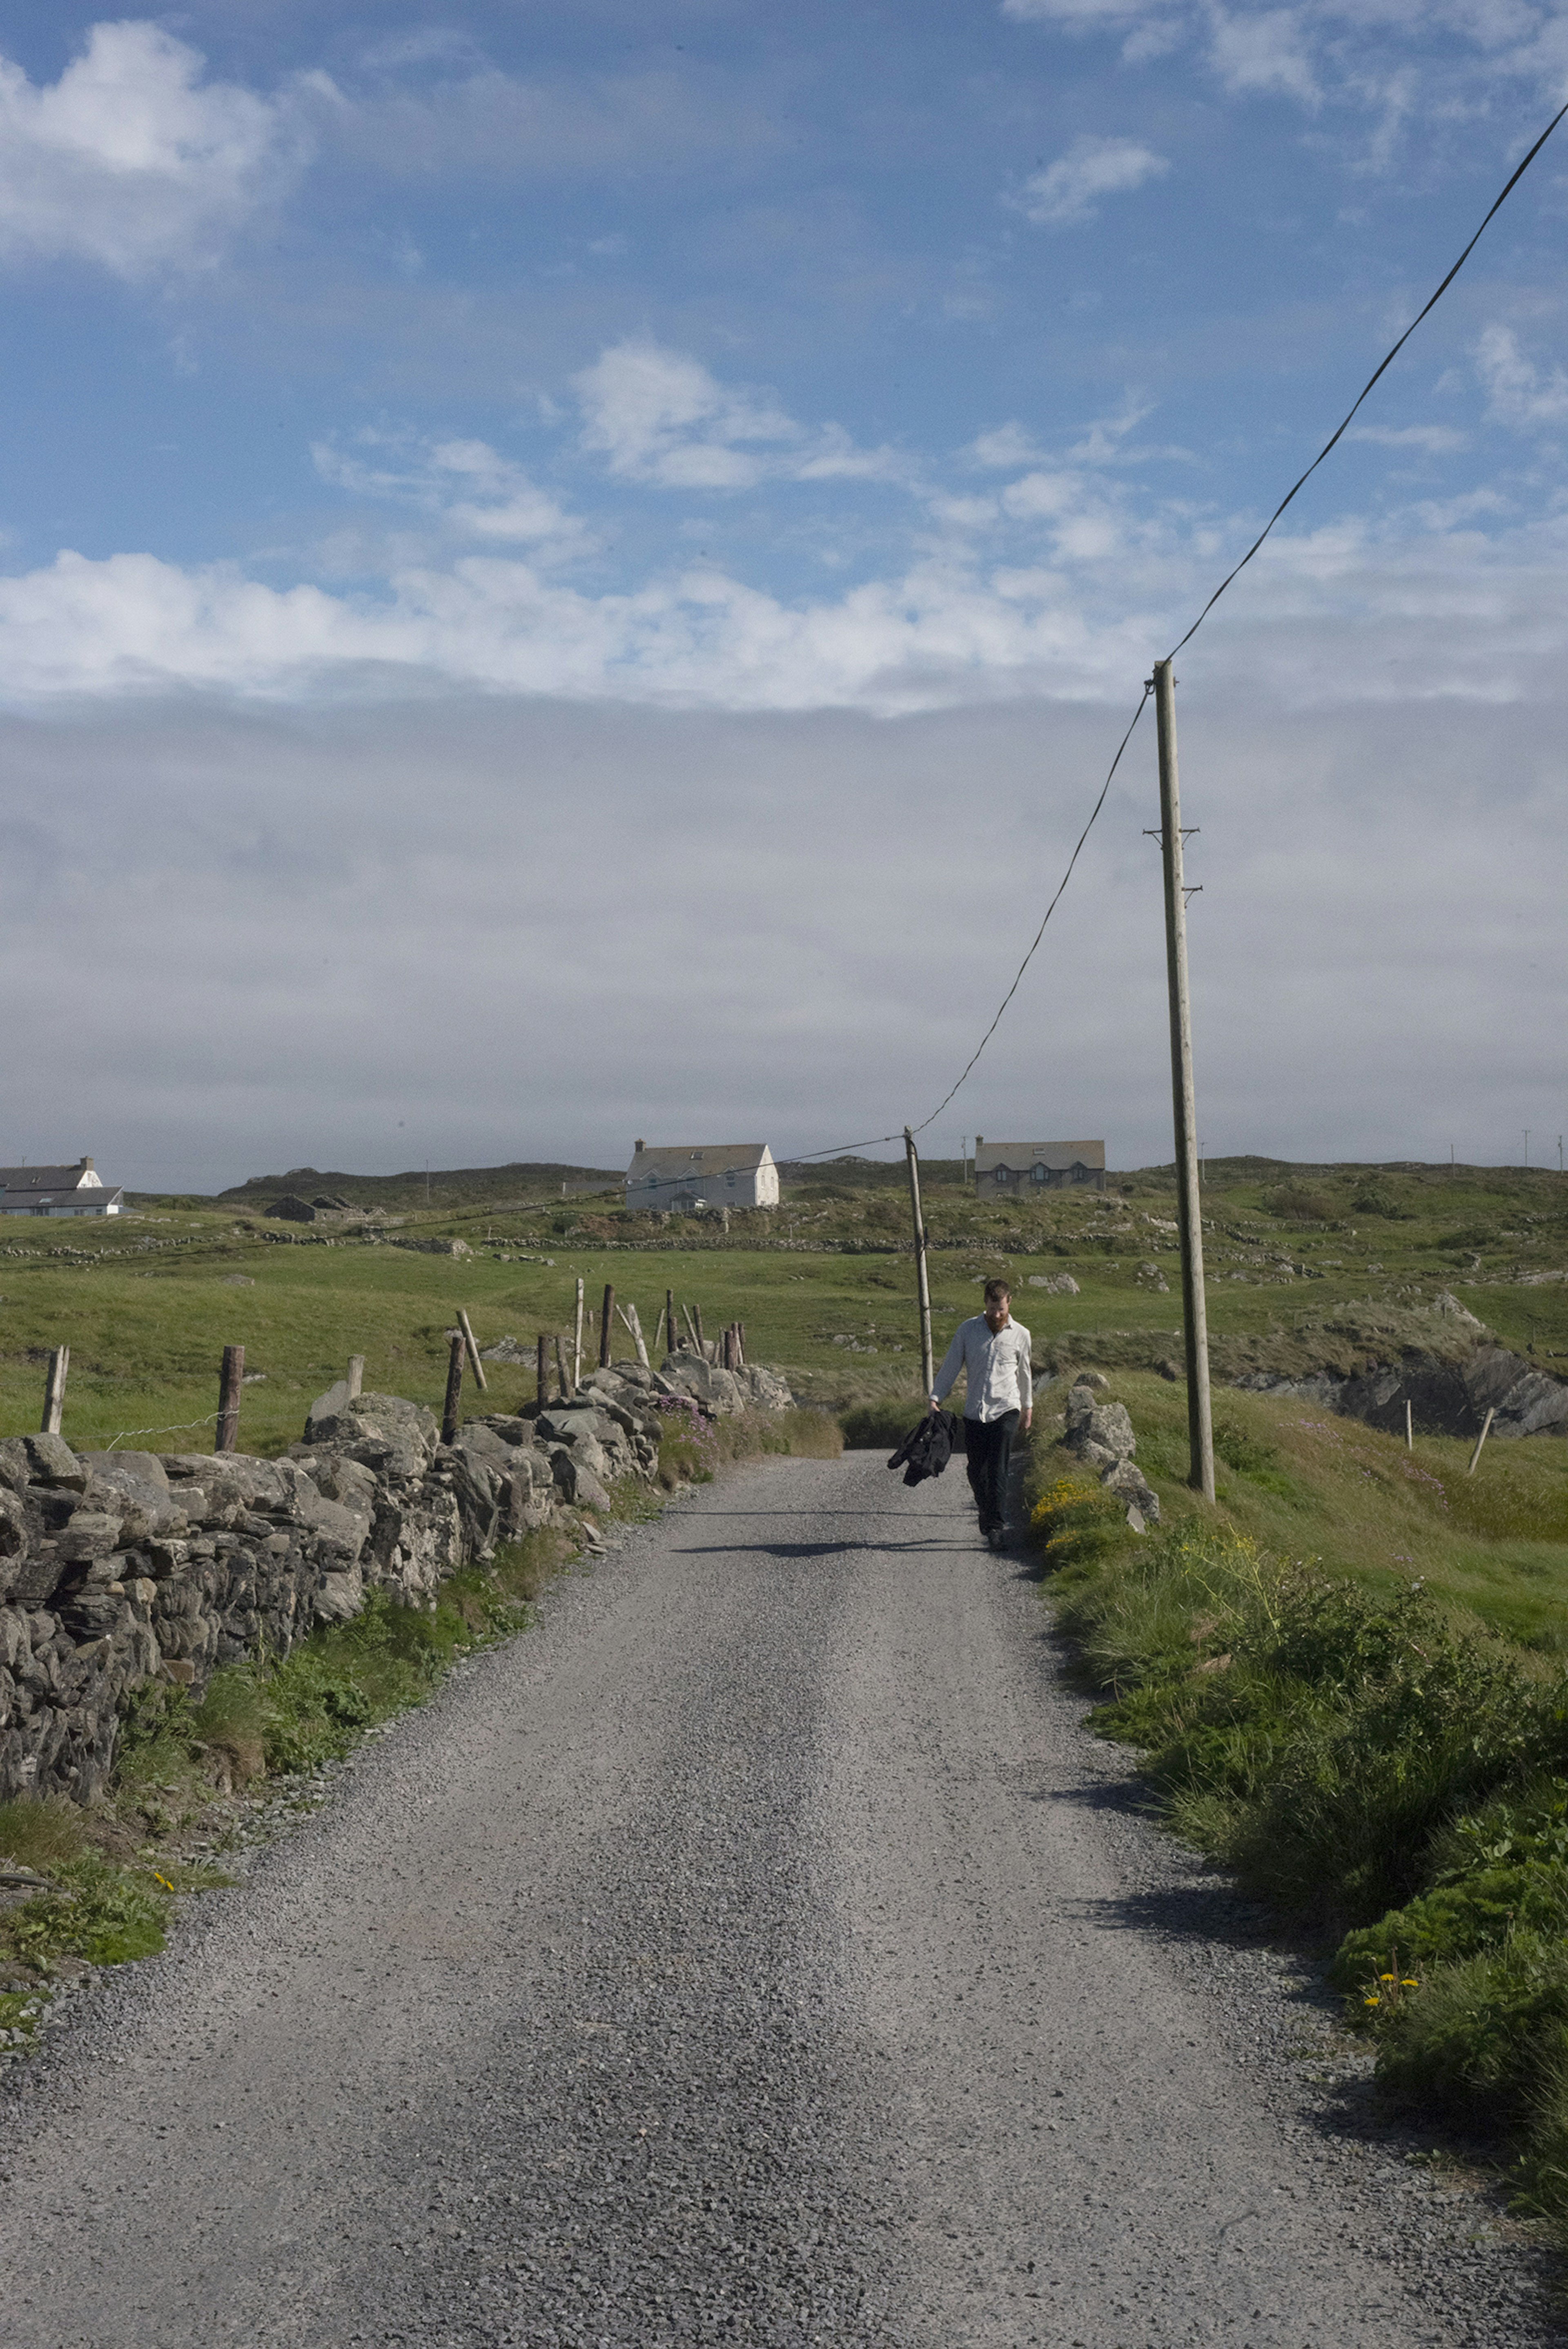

{"left": 1152, "top": 658, "right": 1215, "bottom": 1503}
{"left": 215, "top": 1344, "right": 245, "bottom": 1454}
{"left": 40, "top": 1346, "right": 69, "bottom": 1437}
{"left": 599, "top": 1282, "right": 615, "bottom": 1369}
{"left": 574, "top": 1278, "right": 585, "bottom": 1387}
{"left": 347, "top": 1354, "right": 365, "bottom": 1400}
{"left": 536, "top": 1333, "right": 548, "bottom": 1409}
{"left": 457, "top": 1309, "right": 487, "bottom": 1392}
{"left": 441, "top": 1332, "right": 465, "bottom": 1445}
{"left": 904, "top": 1127, "right": 935, "bottom": 1398}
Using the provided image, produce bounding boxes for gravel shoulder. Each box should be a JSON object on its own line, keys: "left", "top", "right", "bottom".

{"left": 0, "top": 1454, "right": 1560, "bottom": 2348}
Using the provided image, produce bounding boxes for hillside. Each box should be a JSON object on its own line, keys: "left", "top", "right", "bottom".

{"left": 209, "top": 1161, "right": 623, "bottom": 1212}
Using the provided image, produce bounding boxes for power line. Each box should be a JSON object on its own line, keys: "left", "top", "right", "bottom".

{"left": 1166, "top": 96, "right": 1568, "bottom": 661}
{"left": 898, "top": 96, "right": 1568, "bottom": 1136}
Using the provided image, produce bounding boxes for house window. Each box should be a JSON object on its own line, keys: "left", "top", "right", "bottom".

{"left": 1031, "top": 1163, "right": 1048, "bottom": 1185}
{"left": 993, "top": 1167, "right": 1007, "bottom": 1186}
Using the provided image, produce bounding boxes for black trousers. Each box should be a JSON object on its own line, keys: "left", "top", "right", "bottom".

{"left": 963, "top": 1409, "right": 1019, "bottom": 1531}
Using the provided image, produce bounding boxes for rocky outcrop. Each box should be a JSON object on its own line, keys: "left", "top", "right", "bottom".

{"left": 0, "top": 1352, "right": 795, "bottom": 1809}
{"left": 1060, "top": 1381, "right": 1160, "bottom": 1528}
{"left": 1234, "top": 1340, "right": 1568, "bottom": 1442}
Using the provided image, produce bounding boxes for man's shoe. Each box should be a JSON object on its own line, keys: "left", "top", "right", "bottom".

{"left": 988, "top": 1525, "right": 1007, "bottom": 1551}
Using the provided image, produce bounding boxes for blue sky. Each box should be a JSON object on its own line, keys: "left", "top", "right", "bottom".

{"left": 0, "top": 4, "right": 1565, "bottom": 1186}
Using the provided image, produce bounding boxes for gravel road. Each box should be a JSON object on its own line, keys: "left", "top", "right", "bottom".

{"left": 0, "top": 1454, "right": 1560, "bottom": 2348}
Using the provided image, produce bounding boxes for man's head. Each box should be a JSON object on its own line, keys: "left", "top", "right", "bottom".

{"left": 983, "top": 1278, "right": 1011, "bottom": 1333}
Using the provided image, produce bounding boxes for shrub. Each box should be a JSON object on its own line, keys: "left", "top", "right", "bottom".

{"left": 1030, "top": 1475, "right": 1126, "bottom": 1573}
{"left": 2, "top": 1849, "right": 171, "bottom": 1972}
{"left": 1263, "top": 1185, "right": 1336, "bottom": 1222}
{"left": 840, "top": 1395, "right": 928, "bottom": 1449}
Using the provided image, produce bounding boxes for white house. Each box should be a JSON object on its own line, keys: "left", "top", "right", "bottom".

{"left": 625, "top": 1142, "right": 780, "bottom": 1212}
{"left": 973, "top": 1138, "right": 1105, "bottom": 1195}
{"left": 0, "top": 1157, "right": 124, "bottom": 1216}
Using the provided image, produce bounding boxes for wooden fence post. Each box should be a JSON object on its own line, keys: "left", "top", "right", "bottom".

{"left": 347, "top": 1354, "right": 365, "bottom": 1400}
{"left": 40, "top": 1346, "right": 69, "bottom": 1437}
{"left": 618, "top": 1302, "right": 650, "bottom": 1371}
{"left": 599, "top": 1282, "right": 615, "bottom": 1369}
{"left": 554, "top": 1334, "right": 570, "bottom": 1400}
{"left": 666, "top": 1289, "right": 676, "bottom": 1362}
{"left": 737, "top": 1321, "right": 746, "bottom": 1368}
{"left": 536, "top": 1333, "right": 548, "bottom": 1409}
{"left": 574, "top": 1278, "right": 585, "bottom": 1387}
{"left": 457, "top": 1309, "right": 488, "bottom": 1392}
{"left": 1466, "top": 1407, "right": 1495, "bottom": 1476}
{"left": 1405, "top": 1398, "right": 1413, "bottom": 1451}
{"left": 692, "top": 1303, "right": 704, "bottom": 1353}
{"left": 682, "top": 1302, "right": 699, "bottom": 1352}
{"left": 215, "top": 1344, "right": 245, "bottom": 1454}
{"left": 441, "top": 1332, "right": 465, "bottom": 1445}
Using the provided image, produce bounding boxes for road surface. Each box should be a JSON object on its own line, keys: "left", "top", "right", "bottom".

{"left": 0, "top": 1454, "right": 1553, "bottom": 2347}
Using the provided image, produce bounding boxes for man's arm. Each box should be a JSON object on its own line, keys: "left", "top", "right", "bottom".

{"left": 1016, "top": 1327, "right": 1033, "bottom": 1429}
{"left": 929, "top": 1322, "right": 968, "bottom": 1412}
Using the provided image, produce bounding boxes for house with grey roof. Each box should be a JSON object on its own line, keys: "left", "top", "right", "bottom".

{"left": 625, "top": 1142, "right": 780, "bottom": 1212}
{"left": 0, "top": 1156, "right": 125, "bottom": 1216}
{"left": 974, "top": 1138, "right": 1105, "bottom": 1195}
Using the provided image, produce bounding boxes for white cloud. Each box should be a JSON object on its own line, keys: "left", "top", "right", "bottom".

{"left": 967, "top": 423, "right": 1051, "bottom": 469}
{"left": 1206, "top": 7, "right": 1321, "bottom": 102}
{"left": 1476, "top": 322, "right": 1568, "bottom": 427}
{"left": 1346, "top": 423, "right": 1470, "bottom": 454}
{"left": 573, "top": 339, "right": 903, "bottom": 490}
{"left": 313, "top": 432, "right": 590, "bottom": 555}
{"left": 1015, "top": 136, "right": 1170, "bottom": 227}
{"left": 0, "top": 21, "right": 323, "bottom": 277}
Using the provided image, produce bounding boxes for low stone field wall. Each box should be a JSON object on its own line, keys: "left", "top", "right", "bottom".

{"left": 0, "top": 1350, "right": 791, "bottom": 1808}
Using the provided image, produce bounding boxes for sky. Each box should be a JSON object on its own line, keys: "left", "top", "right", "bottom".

{"left": 0, "top": 1, "right": 1565, "bottom": 1191}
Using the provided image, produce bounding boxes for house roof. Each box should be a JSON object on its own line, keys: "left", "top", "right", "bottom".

{"left": 0, "top": 1183, "right": 124, "bottom": 1210}
{"left": 974, "top": 1139, "right": 1105, "bottom": 1173}
{"left": 626, "top": 1144, "right": 773, "bottom": 1181}
{"left": 0, "top": 1160, "right": 101, "bottom": 1191}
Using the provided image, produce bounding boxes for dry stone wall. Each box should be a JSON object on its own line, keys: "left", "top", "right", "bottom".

{"left": 0, "top": 1351, "right": 791, "bottom": 1808}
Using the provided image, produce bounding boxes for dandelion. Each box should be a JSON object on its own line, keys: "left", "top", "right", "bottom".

{"left": 1364, "top": 1995, "right": 1381, "bottom": 2006}
{"left": 153, "top": 1873, "right": 174, "bottom": 1893}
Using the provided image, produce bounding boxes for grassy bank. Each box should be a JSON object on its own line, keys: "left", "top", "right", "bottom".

{"left": 1023, "top": 1378, "right": 1568, "bottom": 2247}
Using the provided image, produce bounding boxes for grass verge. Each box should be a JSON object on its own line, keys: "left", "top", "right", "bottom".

{"left": 1024, "top": 1429, "right": 1568, "bottom": 2250}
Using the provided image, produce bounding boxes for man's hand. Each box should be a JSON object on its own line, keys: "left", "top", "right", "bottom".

{"left": 1021, "top": 1411, "right": 1032, "bottom": 1435}
{"left": 927, "top": 1395, "right": 941, "bottom": 1415}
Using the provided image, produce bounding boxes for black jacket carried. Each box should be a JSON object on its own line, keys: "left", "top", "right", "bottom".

{"left": 887, "top": 1409, "right": 960, "bottom": 1487}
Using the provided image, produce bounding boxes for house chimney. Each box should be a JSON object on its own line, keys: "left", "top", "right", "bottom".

{"left": 80, "top": 1156, "right": 94, "bottom": 1170}
{"left": 635, "top": 1139, "right": 645, "bottom": 1153}
{"left": 975, "top": 1135, "right": 983, "bottom": 1149}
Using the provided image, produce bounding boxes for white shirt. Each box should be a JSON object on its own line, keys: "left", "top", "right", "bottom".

{"left": 932, "top": 1314, "right": 1032, "bottom": 1422}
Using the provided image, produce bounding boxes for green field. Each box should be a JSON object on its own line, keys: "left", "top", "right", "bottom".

{"left": 2, "top": 1156, "right": 1565, "bottom": 1480}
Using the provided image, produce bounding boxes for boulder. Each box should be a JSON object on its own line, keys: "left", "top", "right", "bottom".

{"left": 551, "top": 1451, "right": 611, "bottom": 1511}
{"left": 736, "top": 1365, "right": 793, "bottom": 1411}
{"left": 1063, "top": 1388, "right": 1135, "bottom": 1464}
{"left": 1027, "top": 1273, "right": 1080, "bottom": 1294}
{"left": 10, "top": 1434, "right": 87, "bottom": 1492}
{"left": 1432, "top": 1290, "right": 1484, "bottom": 1327}
{"left": 1100, "top": 1457, "right": 1160, "bottom": 1526}
{"left": 478, "top": 1334, "right": 532, "bottom": 1364}
{"left": 314, "top": 1564, "right": 365, "bottom": 1624}
{"left": 659, "top": 1352, "right": 745, "bottom": 1415}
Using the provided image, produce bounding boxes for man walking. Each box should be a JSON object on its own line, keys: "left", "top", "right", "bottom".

{"left": 929, "top": 1279, "right": 1032, "bottom": 1548}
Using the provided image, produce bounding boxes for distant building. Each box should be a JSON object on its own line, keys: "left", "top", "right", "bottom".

{"left": 974, "top": 1138, "right": 1105, "bottom": 1195}
{"left": 0, "top": 1156, "right": 125, "bottom": 1216}
{"left": 625, "top": 1142, "right": 780, "bottom": 1212}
